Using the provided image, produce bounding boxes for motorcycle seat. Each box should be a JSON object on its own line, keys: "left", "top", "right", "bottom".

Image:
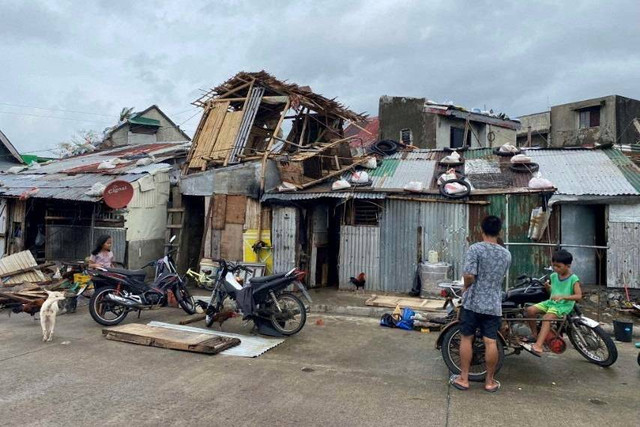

{"left": 104, "top": 267, "right": 147, "bottom": 279}
{"left": 501, "top": 301, "right": 518, "bottom": 309}
{"left": 249, "top": 272, "right": 287, "bottom": 284}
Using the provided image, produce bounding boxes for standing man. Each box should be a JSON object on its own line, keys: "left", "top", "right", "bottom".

{"left": 450, "top": 216, "right": 511, "bottom": 393}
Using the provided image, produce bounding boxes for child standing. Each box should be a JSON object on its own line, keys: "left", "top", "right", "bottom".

{"left": 524, "top": 249, "right": 582, "bottom": 356}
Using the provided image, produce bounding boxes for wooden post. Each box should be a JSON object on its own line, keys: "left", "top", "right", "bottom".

{"left": 258, "top": 97, "right": 291, "bottom": 243}
{"left": 527, "top": 126, "right": 532, "bottom": 147}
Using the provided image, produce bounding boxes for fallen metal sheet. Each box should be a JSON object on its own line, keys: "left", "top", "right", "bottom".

{"left": 147, "top": 321, "right": 285, "bottom": 358}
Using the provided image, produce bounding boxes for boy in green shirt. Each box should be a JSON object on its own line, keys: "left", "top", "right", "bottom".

{"left": 524, "top": 249, "right": 583, "bottom": 356}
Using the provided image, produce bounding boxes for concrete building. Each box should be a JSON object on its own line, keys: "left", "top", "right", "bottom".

{"left": 519, "top": 95, "right": 640, "bottom": 148}
{"left": 516, "top": 111, "right": 550, "bottom": 147}
{"left": 102, "top": 105, "right": 191, "bottom": 148}
{"left": 378, "top": 96, "right": 520, "bottom": 150}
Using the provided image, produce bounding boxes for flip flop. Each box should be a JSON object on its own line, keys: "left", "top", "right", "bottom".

{"left": 521, "top": 343, "right": 543, "bottom": 357}
{"left": 449, "top": 374, "right": 469, "bottom": 391}
{"left": 485, "top": 380, "right": 501, "bottom": 393}
{"left": 520, "top": 336, "right": 537, "bottom": 343}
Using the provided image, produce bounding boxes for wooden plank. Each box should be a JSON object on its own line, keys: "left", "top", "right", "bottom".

{"left": 180, "top": 313, "right": 206, "bottom": 325}
{"left": 211, "top": 110, "right": 244, "bottom": 164}
{"left": 225, "top": 195, "right": 247, "bottom": 225}
{"left": 211, "top": 195, "right": 227, "bottom": 230}
{"left": 221, "top": 224, "right": 244, "bottom": 261}
{"left": 210, "top": 229, "right": 222, "bottom": 259}
{"left": 102, "top": 324, "right": 240, "bottom": 354}
{"left": 0, "top": 251, "right": 46, "bottom": 285}
{"left": 189, "top": 102, "right": 230, "bottom": 169}
{"left": 364, "top": 295, "right": 445, "bottom": 312}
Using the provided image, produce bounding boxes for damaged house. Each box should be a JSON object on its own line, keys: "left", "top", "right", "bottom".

{"left": 0, "top": 107, "right": 191, "bottom": 269}
{"left": 180, "top": 71, "right": 367, "bottom": 273}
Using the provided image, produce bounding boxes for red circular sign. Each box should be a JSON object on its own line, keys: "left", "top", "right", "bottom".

{"left": 103, "top": 180, "right": 134, "bottom": 209}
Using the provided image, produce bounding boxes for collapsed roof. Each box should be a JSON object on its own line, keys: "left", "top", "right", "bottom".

{"left": 186, "top": 71, "right": 366, "bottom": 173}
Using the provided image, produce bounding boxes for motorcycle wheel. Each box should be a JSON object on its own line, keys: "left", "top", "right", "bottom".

{"left": 89, "top": 286, "right": 129, "bottom": 326}
{"left": 269, "top": 292, "right": 307, "bottom": 336}
{"left": 175, "top": 284, "right": 197, "bottom": 315}
{"left": 441, "top": 324, "right": 505, "bottom": 382}
{"left": 567, "top": 324, "right": 618, "bottom": 367}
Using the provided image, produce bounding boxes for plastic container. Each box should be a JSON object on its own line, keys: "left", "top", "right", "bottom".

{"left": 419, "top": 262, "right": 450, "bottom": 298}
{"left": 427, "top": 250, "right": 439, "bottom": 264}
{"left": 613, "top": 320, "right": 633, "bottom": 342}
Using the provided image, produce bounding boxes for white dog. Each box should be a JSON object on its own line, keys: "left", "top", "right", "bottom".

{"left": 40, "top": 290, "right": 66, "bottom": 342}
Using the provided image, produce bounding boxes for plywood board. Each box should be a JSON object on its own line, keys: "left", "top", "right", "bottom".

{"left": 211, "top": 110, "right": 244, "bottom": 163}
{"left": 211, "top": 195, "right": 227, "bottom": 230}
{"left": 365, "top": 295, "right": 445, "bottom": 312}
{"left": 245, "top": 199, "right": 271, "bottom": 230}
{"left": 103, "top": 323, "right": 240, "bottom": 354}
{"left": 189, "top": 102, "right": 230, "bottom": 169}
{"left": 210, "top": 229, "right": 222, "bottom": 259}
{"left": 221, "top": 224, "right": 244, "bottom": 261}
{"left": 225, "top": 195, "right": 247, "bottom": 224}
{"left": 0, "top": 250, "right": 46, "bottom": 285}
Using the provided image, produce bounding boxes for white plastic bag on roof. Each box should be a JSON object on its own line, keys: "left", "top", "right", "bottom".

{"left": 362, "top": 157, "right": 377, "bottom": 169}
{"left": 404, "top": 181, "right": 423, "bottom": 192}
{"left": 7, "top": 166, "right": 26, "bottom": 174}
{"left": 441, "top": 151, "right": 461, "bottom": 163}
{"left": 97, "top": 160, "right": 116, "bottom": 170}
{"left": 332, "top": 179, "right": 351, "bottom": 191}
{"left": 510, "top": 154, "right": 532, "bottom": 164}
{"left": 85, "top": 182, "right": 106, "bottom": 197}
{"left": 528, "top": 172, "right": 554, "bottom": 189}
{"left": 444, "top": 182, "right": 467, "bottom": 194}
{"left": 351, "top": 171, "right": 370, "bottom": 184}
{"left": 437, "top": 168, "right": 458, "bottom": 186}
{"left": 136, "top": 157, "right": 154, "bottom": 167}
{"left": 28, "top": 161, "right": 41, "bottom": 170}
{"left": 499, "top": 144, "right": 519, "bottom": 153}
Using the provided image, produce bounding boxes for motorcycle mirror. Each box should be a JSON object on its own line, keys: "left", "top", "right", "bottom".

{"left": 170, "top": 235, "right": 176, "bottom": 243}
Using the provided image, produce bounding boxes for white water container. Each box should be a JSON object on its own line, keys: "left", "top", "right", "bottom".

{"left": 427, "top": 250, "right": 439, "bottom": 264}
{"left": 419, "top": 262, "right": 451, "bottom": 298}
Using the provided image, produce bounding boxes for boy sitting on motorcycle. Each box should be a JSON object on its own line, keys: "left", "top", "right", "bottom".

{"left": 523, "top": 249, "right": 582, "bottom": 356}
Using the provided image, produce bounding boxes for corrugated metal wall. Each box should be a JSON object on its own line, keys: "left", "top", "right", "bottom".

{"left": 607, "top": 203, "right": 640, "bottom": 289}
{"left": 379, "top": 199, "right": 468, "bottom": 292}
{"left": 272, "top": 206, "right": 298, "bottom": 273}
{"left": 46, "top": 225, "right": 126, "bottom": 263}
{"left": 338, "top": 225, "right": 380, "bottom": 290}
{"left": 469, "top": 194, "right": 559, "bottom": 285}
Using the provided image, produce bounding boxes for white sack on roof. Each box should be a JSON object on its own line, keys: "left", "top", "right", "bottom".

{"left": 135, "top": 155, "right": 155, "bottom": 167}
{"left": 85, "top": 182, "right": 106, "bottom": 197}
{"left": 404, "top": 181, "right": 423, "bottom": 192}
{"left": 511, "top": 154, "right": 532, "bottom": 164}
{"left": 97, "top": 160, "right": 116, "bottom": 170}
{"left": 499, "top": 144, "right": 519, "bottom": 153}
{"left": 528, "top": 172, "right": 554, "bottom": 189}
{"left": 7, "top": 166, "right": 26, "bottom": 174}
{"left": 362, "top": 157, "right": 377, "bottom": 169}
{"left": 332, "top": 179, "right": 350, "bottom": 191}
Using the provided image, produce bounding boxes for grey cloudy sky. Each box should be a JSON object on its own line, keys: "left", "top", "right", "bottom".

{"left": 1, "top": 0, "right": 639, "bottom": 155}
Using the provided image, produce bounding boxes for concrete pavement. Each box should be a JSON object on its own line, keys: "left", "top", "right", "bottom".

{"left": 0, "top": 304, "right": 638, "bottom": 427}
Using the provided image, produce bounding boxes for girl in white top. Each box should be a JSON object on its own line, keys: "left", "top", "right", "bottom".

{"left": 88, "top": 235, "right": 114, "bottom": 268}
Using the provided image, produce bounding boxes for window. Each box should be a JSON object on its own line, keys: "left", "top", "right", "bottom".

{"left": 400, "top": 128, "right": 413, "bottom": 145}
{"left": 345, "top": 200, "right": 381, "bottom": 225}
{"left": 450, "top": 127, "right": 470, "bottom": 149}
{"left": 578, "top": 106, "right": 600, "bottom": 129}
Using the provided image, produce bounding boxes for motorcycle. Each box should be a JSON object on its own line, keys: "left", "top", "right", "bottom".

{"left": 88, "top": 242, "right": 196, "bottom": 326}
{"left": 436, "top": 269, "right": 618, "bottom": 381}
{"left": 203, "top": 259, "right": 312, "bottom": 336}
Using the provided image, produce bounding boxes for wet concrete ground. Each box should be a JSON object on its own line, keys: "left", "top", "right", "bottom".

{"left": 0, "top": 304, "right": 638, "bottom": 426}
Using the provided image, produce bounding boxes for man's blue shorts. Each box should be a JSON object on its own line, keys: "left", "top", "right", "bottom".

{"left": 459, "top": 308, "right": 502, "bottom": 340}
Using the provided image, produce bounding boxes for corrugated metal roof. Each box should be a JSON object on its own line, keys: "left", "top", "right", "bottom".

{"left": 262, "top": 192, "right": 386, "bottom": 201}
{"left": 0, "top": 173, "right": 141, "bottom": 202}
{"left": 603, "top": 148, "right": 640, "bottom": 193}
{"left": 526, "top": 149, "right": 640, "bottom": 196}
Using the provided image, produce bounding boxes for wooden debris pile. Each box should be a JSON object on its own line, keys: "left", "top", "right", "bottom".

{"left": 0, "top": 250, "right": 62, "bottom": 315}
